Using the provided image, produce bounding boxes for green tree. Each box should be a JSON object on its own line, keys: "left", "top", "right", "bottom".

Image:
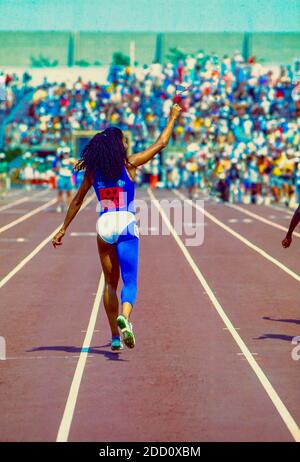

{"left": 165, "top": 47, "right": 188, "bottom": 64}
{"left": 112, "top": 52, "right": 130, "bottom": 66}
{"left": 75, "top": 60, "right": 90, "bottom": 67}
{"left": 30, "top": 54, "right": 59, "bottom": 67}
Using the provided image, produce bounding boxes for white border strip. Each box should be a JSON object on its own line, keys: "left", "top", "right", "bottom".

{"left": 149, "top": 188, "right": 300, "bottom": 442}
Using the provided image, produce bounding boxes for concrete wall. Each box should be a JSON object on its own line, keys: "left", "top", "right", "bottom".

{"left": 0, "top": 31, "right": 69, "bottom": 66}
{"left": 251, "top": 33, "right": 300, "bottom": 64}
{"left": 74, "top": 32, "right": 157, "bottom": 65}
{"left": 162, "top": 32, "right": 244, "bottom": 61}
{"left": 0, "top": 31, "right": 299, "bottom": 67}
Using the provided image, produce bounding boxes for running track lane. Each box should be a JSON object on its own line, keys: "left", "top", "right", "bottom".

{"left": 0, "top": 196, "right": 102, "bottom": 441}
{"left": 0, "top": 189, "right": 298, "bottom": 441}
{"left": 0, "top": 188, "right": 49, "bottom": 209}
{"left": 169, "top": 190, "right": 300, "bottom": 436}
{"left": 65, "top": 190, "right": 295, "bottom": 441}
{"left": 0, "top": 190, "right": 54, "bottom": 228}
{"left": 0, "top": 191, "right": 94, "bottom": 280}
{"left": 205, "top": 201, "right": 300, "bottom": 278}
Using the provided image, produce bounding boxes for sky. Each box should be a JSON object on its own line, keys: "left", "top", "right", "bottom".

{"left": 0, "top": 0, "right": 299, "bottom": 32}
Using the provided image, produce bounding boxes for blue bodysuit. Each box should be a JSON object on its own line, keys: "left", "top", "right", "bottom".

{"left": 92, "top": 165, "right": 139, "bottom": 307}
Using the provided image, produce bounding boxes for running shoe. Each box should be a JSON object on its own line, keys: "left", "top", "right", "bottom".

{"left": 117, "top": 314, "right": 135, "bottom": 349}
{"left": 111, "top": 335, "right": 124, "bottom": 351}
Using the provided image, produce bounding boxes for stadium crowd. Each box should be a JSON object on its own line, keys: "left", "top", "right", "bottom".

{"left": 0, "top": 71, "right": 32, "bottom": 117}
{"left": 1, "top": 50, "right": 300, "bottom": 206}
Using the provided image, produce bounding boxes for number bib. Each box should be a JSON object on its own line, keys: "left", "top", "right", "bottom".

{"left": 99, "top": 187, "right": 125, "bottom": 210}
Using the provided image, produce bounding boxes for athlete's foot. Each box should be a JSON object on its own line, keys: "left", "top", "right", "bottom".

{"left": 110, "top": 335, "right": 124, "bottom": 351}
{"left": 117, "top": 314, "right": 135, "bottom": 349}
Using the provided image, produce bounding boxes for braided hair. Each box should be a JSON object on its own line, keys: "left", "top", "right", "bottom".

{"left": 74, "top": 127, "right": 127, "bottom": 180}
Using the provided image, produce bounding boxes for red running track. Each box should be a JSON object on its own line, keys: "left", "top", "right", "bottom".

{"left": 0, "top": 188, "right": 299, "bottom": 441}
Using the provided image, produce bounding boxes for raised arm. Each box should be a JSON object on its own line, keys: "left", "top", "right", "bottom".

{"left": 282, "top": 205, "right": 300, "bottom": 248}
{"left": 52, "top": 172, "right": 92, "bottom": 248}
{"left": 127, "top": 103, "right": 182, "bottom": 168}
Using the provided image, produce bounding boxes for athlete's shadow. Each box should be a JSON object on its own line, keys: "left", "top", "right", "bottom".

{"left": 253, "top": 316, "right": 300, "bottom": 342}
{"left": 262, "top": 316, "right": 300, "bottom": 325}
{"left": 27, "top": 345, "right": 128, "bottom": 361}
{"left": 254, "top": 333, "right": 295, "bottom": 341}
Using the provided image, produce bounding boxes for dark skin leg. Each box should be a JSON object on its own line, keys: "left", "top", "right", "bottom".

{"left": 97, "top": 236, "right": 120, "bottom": 337}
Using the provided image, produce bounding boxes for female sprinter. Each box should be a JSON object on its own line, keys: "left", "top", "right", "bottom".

{"left": 52, "top": 103, "right": 182, "bottom": 351}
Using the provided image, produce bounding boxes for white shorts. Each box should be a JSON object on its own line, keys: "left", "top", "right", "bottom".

{"left": 96, "top": 211, "right": 139, "bottom": 244}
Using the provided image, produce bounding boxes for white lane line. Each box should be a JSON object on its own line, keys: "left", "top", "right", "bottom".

{"left": 0, "top": 195, "right": 95, "bottom": 289}
{"left": 81, "top": 329, "right": 100, "bottom": 333}
{"left": 228, "top": 217, "right": 252, "bottom": 224}
{"left": 23, "top": 189, "right": 51, "bottom": 199}
{"left": 223, "top": 327, "right": 240, "bottom": 331}
{"left": 1, "top": 209, "right": 30, "bottom": 214}
{"left": 149, "top": 188, "right": 300, "bottom": 442}
{"left": 0, "top": 224, "right": 61, "bottom": 289}
{"left": 237, "top": 352, "right": 258, "bottom": 356}
{"left": 0, "top": 237, "right": 27, "bottom": 242}
{"left": 174, "top": 191, "right": 300, "bottom": 283}
{"left": 184, "top": 222, "right": 206, "bottom": 227}
{"left": 139, "top": 226, "right": 159, "bottom": 233}
{"left": 0, "top": 197, "right": 29, "bottom": 212}
{"left": 6, "top": 355, "right": 95, "bottom": 360}
{"left": 56, "top": 273, "right": 104, "bottom": 442}
{"left": 0, "top": 198, "right": 57, "bottom": 235}
{"left": 2, "top": 190, "right": 23, "bottom": 198}
{"left": 0, "top": 189, "right": 49, "bottom": 212}
{"left": 242, "top": 218, "right": 253, "bottom": 223}
{"left": 266, "top": 204, "right": 294, "bottom": 216}
{"left": 1, "top": 189, "right": 29, "bottom": 200}
{"left": 226, "top": 203, "right": 300, "bottom": 239}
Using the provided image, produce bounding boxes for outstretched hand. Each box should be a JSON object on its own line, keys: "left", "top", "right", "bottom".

{"left": 170, "top": 103, "right": 182, "bottom": 120}
{"left": 52, "top": 229, "right": 65, "bottom": 248}
{"left": 282, "top": 236, "right": 292, "bottom": 248}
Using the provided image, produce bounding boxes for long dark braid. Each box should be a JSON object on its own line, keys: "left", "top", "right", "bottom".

{"left": 74, "top": 126, "right": 127, "bottom": 180}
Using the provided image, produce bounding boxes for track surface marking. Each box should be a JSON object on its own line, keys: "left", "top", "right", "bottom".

{"left": 149, "top": 189, "right": 300, "bottom": 442}
{"left": 0, "top": 188, "right": 299, "bottom": 441}
{"left": 0, "top": 194, "right": 94, "bottom": 288}
{"left": 226, "top": 203, "right": 300, "bottom": 238}
{"left": 0, "top": 198, "right": 57, "bottom": 234}
{"left": 56, "top": 274, "right": 104, "bottom": 442}
{"left": 174, "top": 190, "right": 300, "bottom": 282}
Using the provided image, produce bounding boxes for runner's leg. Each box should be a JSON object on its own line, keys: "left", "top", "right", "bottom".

{"left": 97, "top": 236, "right": 120, "bottom": 337}
{"left": 117, "top": 235, "right": 139, "bottom": 320}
